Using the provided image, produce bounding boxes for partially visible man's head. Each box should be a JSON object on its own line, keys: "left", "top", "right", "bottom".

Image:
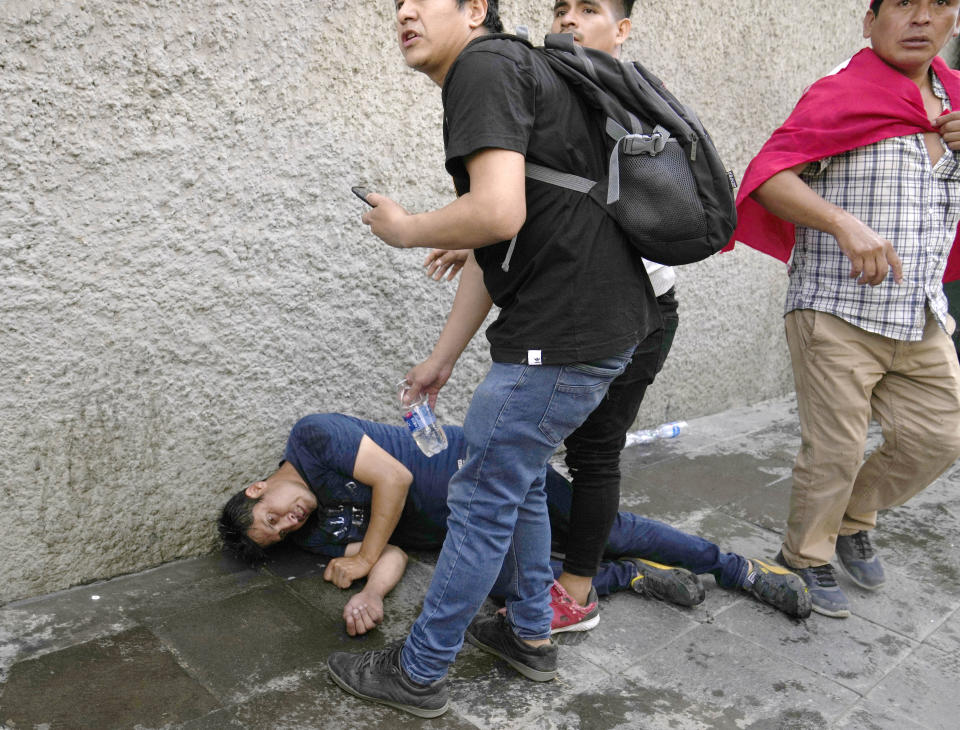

{"left": 864, "top": 0, "right": 960, "bottom": 80}
{"left": 395, "top": 0, "right": 503, "bottom": 84}
{"left": 218, "top": 467, "right": 318, "bottom": 564}
{"left": 550, "top": 0, "right": 633, "bottom": 57}
{"left": 218, "top": 490, "right": 266, "bottom": 564}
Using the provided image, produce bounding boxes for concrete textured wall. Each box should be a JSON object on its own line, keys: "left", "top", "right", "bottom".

{"left": 1, "top": 0, "right": 868, "bottom": 601}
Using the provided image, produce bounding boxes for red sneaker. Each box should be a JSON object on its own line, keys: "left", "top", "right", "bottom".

{"left": 549, "top": 581, "right": 599, "bottom": 634}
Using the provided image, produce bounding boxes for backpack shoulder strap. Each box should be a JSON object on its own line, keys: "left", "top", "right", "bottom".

{"left": 537, "top": 35, "right": 642, "bottom": 136}
{"left": 539, "top": 34, "right": 696, "bottom": 148}
{"left": 524, "top": 161, "right": 594, "bottom": 193}
{"left": 468, "top": 32, "right": 534, "bottom": 50}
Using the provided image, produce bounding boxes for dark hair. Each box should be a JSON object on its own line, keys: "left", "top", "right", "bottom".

{"left": 621, "top": 0, "right": 635, "bottom": 19}
{"left": 457, "top": 0, "right": 503, "bottom": 33}
{"left": 870, "top": 0, "right": 883, "bottom": 14}
{"left": 218, "top": 488, "right": 267, "bottom": 565}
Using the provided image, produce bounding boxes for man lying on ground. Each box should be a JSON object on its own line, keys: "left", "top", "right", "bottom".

{"left": 219, "top": 413, "right": 810, "bottom": 635}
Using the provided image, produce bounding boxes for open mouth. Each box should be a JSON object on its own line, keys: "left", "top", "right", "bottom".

{"left": 401, "top": 30, "right": 420, "bottom": 47}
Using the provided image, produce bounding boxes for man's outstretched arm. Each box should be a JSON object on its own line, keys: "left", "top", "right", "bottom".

{"left": 339, "top": 542, "right": 408, "bottom": 637}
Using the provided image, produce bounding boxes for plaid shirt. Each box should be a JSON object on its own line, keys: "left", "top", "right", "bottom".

{"left": 785, "top": 73, "right": 959, "bottom": 341}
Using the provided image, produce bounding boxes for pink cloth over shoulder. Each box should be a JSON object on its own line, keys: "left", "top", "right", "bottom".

{"left": 725, "top": 47, "right": 960, "bottom": 282}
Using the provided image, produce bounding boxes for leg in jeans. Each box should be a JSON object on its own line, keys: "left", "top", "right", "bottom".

{"left": 401, "top": 352, "right": 631, "bottom": 684}
{"left": 559, "top": 289, "right": 679, "bottom": 602}
{"left": 545, "top": 467, "right": 747, "bottom": 596}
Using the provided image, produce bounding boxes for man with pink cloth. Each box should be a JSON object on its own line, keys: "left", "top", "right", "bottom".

{"left": 729, "top": 0, "right": 960, "bottom": 617}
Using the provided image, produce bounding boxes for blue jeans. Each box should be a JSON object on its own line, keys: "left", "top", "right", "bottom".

{"left": 543, "top": 468, "right": 749, "bottom": 595}
{"left": 401, "top": 352, "right": 632, "bottom": 684}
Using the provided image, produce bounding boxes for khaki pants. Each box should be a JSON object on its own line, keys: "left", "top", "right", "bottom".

{"left": 783, "top": 309, "right": 960, "bottom": 568}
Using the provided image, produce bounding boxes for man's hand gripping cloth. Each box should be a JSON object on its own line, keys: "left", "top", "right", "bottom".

{"left": 724, "top": 47, "right": 960, "bottom": 282}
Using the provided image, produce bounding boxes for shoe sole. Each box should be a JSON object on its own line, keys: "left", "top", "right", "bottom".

{"left": 748, "top": 560, "right": 813, "bottom": 618}
{"left": 550, "top": 613, "right": 600, "bottom": 635}
{"left": 629, "top": 560, "right": 705, "bottom": 607}
{"left": 634, "top": 577, "right": 704, "bottom": 607}
{"left": 779, "top": 585, "right": 813, "bottom": 619}
{"left": 465, "top": 632, "right": 558, "bottom": 681}
{"left": 809, "top": 601, "right": 851, "bottom": 618}
{"left": 327, "top": 662, "right": 449, "bottom": 719}
{"left": 749, "top": 582, "right": 813, "bottom": 619}
{"left": 836, "top": 560, "right": 885, "bottom": 591}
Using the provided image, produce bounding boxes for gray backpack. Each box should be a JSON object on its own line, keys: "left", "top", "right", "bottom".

{"left": 507, "top": 33, "right": 737, "bottom": 267}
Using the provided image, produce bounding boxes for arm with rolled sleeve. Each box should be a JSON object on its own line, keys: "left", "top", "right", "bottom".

{"left": 752, "top": 162, "right": 903, "bottom": 287}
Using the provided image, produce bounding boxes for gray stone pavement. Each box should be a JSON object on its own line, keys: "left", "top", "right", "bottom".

{"left": 2, "top": 395, "right": 959, "bottom": 729}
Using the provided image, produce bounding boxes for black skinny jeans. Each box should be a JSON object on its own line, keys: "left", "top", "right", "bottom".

{"left": 561, "top": 287, "right": 680, "bottom": 578}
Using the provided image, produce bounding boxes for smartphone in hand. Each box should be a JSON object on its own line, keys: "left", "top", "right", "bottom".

{"left": 351, "top": 186, "right": 373, "bottom": 206}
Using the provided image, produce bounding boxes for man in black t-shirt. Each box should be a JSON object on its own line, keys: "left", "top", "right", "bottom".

{"left": 420, "top": 0, "right": 697, "bottom": 635}
{"left": 327, "top": 0, "right": 657, "bottom": 718}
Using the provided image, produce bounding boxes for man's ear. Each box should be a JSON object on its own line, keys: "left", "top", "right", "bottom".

{"left": 863, "top": 10, "right": 875, "bottom": 40}
{"left": 616, "top": 17, "right": 632, "bottom": 48}
{"left": 466, "top": 0, "right": 489, "bottom": 30}
{"left": 245, "top": 481, "right": 267, "bottom": 498}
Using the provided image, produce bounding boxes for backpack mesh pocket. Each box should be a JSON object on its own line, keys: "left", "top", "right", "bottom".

{"left": 612, "top": 140, "right": 707, "bottom": 242}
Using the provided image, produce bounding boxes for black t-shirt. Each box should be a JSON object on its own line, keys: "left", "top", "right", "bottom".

{"left": 442, "top": 35, "right": 659, "bottom": 365}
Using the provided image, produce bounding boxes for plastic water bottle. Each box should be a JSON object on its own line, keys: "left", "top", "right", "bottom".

{"left": 397, "top": 380, "right": 448, "bottom": 457}
{"left": 625, "top": 420, "right": 687, "bottom": 446}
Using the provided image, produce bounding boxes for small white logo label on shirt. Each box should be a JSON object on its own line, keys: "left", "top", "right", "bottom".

{"left": 528, "top": 350, "right": 542, "bottom": 365}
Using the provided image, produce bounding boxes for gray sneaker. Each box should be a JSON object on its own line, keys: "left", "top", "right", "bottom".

{"left": 327, "top": 643, "right": 449, "bottom": 719}
{"left": 776, "top": 551, "right": 850, "bottom": 618}
{"left": 836, "top": 531, "right": 886, "bottom": 590}
{"left": 466, "top": 613, "right": 558, "bottom": 682}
